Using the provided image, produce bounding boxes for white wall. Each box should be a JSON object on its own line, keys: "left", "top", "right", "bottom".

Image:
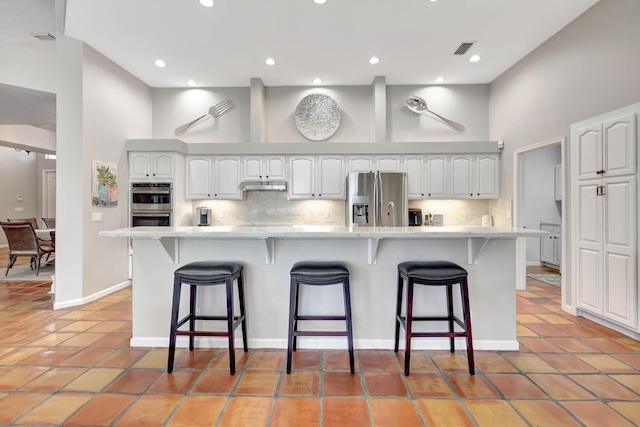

{"left": 524, "top": 145, "right": 561, "bottom": 263}
{"left": 81, "top": 45, "right": 152, "bottom": 297}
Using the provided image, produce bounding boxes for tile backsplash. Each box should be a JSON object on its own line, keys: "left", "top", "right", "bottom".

{"left": 190, "top": 192, "right": 495, "bottom": 226}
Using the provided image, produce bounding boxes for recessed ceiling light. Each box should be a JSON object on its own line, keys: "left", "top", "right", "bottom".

{"left": 312, "top": 78, "right": 322, "bottom": 85}
{"left": 265, "top": 58, "right": 276, "bottom": 66}
{"left": 199, "top": 0, "right": 214, "bottom": 7}
{"left": 430, "top": 0, "right": 438, "bottom": 2}
{"left": 369, "top": 56, "right": 380, "bottom": 65}
{"left": 469, "top": 55, "right": 481, "bottom": 63}
{"left": 314, "top": 0, "right": 327, "bottom": 4}
{"left": 434, "top": 76, "right": 446, "bottom": 83}
{"left": 186, "top": 80, "right": 197, "bottom": 86}
{"left": 154, "top": 59, "right": 166, "bottom": 68}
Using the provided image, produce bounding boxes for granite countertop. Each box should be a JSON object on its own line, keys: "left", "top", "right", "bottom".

{"left": 99, "top": 225, "right": 547, "bottom": 239}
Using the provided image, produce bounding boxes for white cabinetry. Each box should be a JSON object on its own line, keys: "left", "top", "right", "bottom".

{"left": 185, "top": 155, "right": 243, "bottom": 200}
{"left": 288, "top": 155, "right": 346, "bottom": 200}
{"left": 129, "top": 152, "right": 175, "bottom": 180}
{"left": 242, "top": 156, "right": 286, "bottom": 181}
{"left": 406, "top": 155, "right": 449, "bottom": 199}
{"left": 540, "top": 222, "right": 561, "bottom": 270}
{"left": 572, "top": 110, "right": 637, "bottom": 329}
{"left": 450, "top": 154, "right": 500, "bottom": 199}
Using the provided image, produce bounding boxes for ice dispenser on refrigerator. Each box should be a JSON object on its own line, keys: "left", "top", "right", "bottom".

{"left": 346, "top": 172, "right": 407, "bottom": 227}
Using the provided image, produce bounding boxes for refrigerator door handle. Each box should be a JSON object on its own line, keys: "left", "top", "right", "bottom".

{"left": 386, "top": 201, "right": 396, "bottom": 225}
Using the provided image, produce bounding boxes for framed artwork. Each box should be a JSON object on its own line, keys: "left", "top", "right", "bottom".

{"left": 91, "top": 160, "right": 118, "bottom": 206}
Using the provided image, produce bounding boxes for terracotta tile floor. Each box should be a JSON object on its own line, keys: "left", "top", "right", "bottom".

{"left": 0, "top": 264, "right": 640, "bottom": 426}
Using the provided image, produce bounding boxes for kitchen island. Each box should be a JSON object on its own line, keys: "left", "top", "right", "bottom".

{"left": 100, "top": 225, "right": 546, "bottom": 351}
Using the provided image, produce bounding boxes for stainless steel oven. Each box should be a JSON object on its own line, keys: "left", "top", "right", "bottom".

{"left": 131, "top": 182, "right": 172, "bottom": 227}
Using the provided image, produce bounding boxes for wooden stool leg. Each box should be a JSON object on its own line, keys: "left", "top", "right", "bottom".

{"left": 292, "top": 282, "right": 300, "bottom": 351}
{"left": 286, "top": 277, "right": 298, "bottom": 374}
{"left": 446, "top": 284, "right": 455, "bottom": 353}
{"left": 394, "top": 272, "right": 404, "bottom": 353}
{"left": 167, "top": 278, "right": 182, "bottom": 373}
{"left": 461, "top": 278, "right": 475, "bottom": 375}
{"left": 189, "top": 284, "right": 197, "bottom": 351}
{"left": 237, "top": 272, "right": 248, "bottom": 352}
{"left": 226, "top": 276, "right": 236, "bottom": 375}
{"left": 343, "top": 278, "right": 355, "bottom": 374}
{"left": 404, "top": 278, "right": 414, "bottom": 376}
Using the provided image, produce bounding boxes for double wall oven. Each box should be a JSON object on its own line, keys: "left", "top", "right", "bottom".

{"left": 131, "top": 182, "right": 172, "bottom": 227}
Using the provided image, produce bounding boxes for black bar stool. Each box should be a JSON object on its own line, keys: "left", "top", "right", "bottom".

{"left": 394, "top": 261, "right": 474, "bottom": 376}
{"left": 168, "top": 261, "right": 247, "bottom": 374}
{"left": 287, "top": 261, "right": 354, "bottom": 374}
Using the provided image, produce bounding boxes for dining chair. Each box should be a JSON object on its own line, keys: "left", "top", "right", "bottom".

{"left": 42, "top": 217, "right": 56, "bottom": 228}
{"left": 1, "top": 221, "right": 55, "bottom": 276}
{"left": 7, "top": 217, "right": 39, "bottom": 229}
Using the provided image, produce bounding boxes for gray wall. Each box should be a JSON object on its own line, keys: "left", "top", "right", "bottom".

{"left": 524, "top": 145, "right": 561, "bottom": 263}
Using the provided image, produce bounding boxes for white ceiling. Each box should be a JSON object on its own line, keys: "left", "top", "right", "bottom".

{"left": 0, "top": 0, "right": 600, "bottom": 134}
{"left": 63, "top": 0, "right": 599, "bottom": 88}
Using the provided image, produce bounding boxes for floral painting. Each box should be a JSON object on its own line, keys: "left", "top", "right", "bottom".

{"left": 92, "top": 160, "right": 118, "bottom": 206}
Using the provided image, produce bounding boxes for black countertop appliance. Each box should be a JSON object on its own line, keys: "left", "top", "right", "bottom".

{"left": 408, "top": 208, "right": 422, "bottom": 226}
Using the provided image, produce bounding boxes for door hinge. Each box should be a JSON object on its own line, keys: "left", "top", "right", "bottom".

{"left": 596, "top": 185, "right": 606, "bottom": 196}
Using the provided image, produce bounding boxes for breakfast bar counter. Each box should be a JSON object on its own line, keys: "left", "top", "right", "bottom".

{"left": 100, "top": 225, "right": 546, "bottom": 351}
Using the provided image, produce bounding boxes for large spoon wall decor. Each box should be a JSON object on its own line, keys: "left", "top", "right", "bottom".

{"left": 405, "top": 96, "right": 465, "bottom": 132}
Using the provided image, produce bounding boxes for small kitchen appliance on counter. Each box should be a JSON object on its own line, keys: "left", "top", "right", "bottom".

{"left": 195, "top": 207, "right": 211, "bottom": 226}
{"left": 408, "top": 209, "right": 422, "bottom": 226}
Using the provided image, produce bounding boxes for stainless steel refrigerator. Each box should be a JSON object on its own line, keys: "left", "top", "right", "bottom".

{"left": 345, "top": 172, "right": 408, "bottom": 227}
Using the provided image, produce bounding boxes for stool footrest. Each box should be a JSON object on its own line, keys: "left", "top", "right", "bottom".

{"left": 398, "top": 315, "right": 466, "bottom": 330}
{"left": 410, "top": 332, "right": 469, "bottom": 338}
{"left": 176, "top": 330, "right": 234, "bottom": 337}
{"left": 295, "top": 315, "right": 346, "bottom": 321}
{"left": 293, "top": 330, "right": 348, "bottom": 337}
{"left": 176, "top": 314, "right": 245, "bottom": 329}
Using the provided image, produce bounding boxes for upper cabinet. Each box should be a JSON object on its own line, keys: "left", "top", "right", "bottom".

{"left": 576, "top": 113, "right": 636, "bottom": 180}
{"left": 289, "top": 155, "right": 346, "bottom": 200}
{"left": 185, "top": 155, "right": 243, "bottom": 200}
{"left": 450, "top": 154, "right": 500, "bottom": 199}
{"left": 242, "top": 155, "right": 286, "bottom": 181}
{"left": 130, "top": 152, "right": 175, "bottom": 180}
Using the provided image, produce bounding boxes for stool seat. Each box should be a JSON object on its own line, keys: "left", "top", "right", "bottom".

{"left": 290, "top": 261, "right": 349, "bottom": 282}
{"left": 395, "top": 260, "right": 474, "bottom": 376}
{"left": 398, "top": 261, "right": 467, "bottom": 281}
{"left": 287, "top": 261, "right": 354, "bottom": 374}
{"left": 175, "top": 261, "right": 244, "bottom": 282}
{"left": 168, "top": 261, "right": 247, "bottom": 375}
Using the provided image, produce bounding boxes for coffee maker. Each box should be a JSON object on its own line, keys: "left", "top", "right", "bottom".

{"left": 195, "top": 207, "right": 211, "bottom": 226}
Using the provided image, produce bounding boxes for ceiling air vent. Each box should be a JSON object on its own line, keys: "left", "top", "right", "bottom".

{"left": 453, "top": 42, "right": 475, "bottom": 56}
{"left": 31, "top": 33, "right": 56, "bottom": 41}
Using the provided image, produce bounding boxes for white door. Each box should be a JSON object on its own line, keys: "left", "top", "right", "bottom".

{"left": 405, "top": 155, "right": 425, "bottom": 199}
{"left": 186, "top": 156, "right": 212, "bottom": 199}
{"left": 265, "top": 156, "right": 286, "bottom": 180}
{"left": 576, "top": 125, "right": 602, "bottom": 180}
{"left": 603, "top": 114, "right": 636, "bottom": 177}
{"left": 540, "top": 224, "right": 555, "bottom": 265}
{"left": 576, "top": 181, "right": 603, "bottom": 314}
{"left": 450, "top": 155, "right": 473, "bottom": 198}
{"left": 317, "top": 156, "right": 346, "bottom": 199}
{"left": 476, "top": 154, "right": 500, "bottom": 198}
{"left": 213, "top": 157, "right": 243, "bottom": 200}
{"left": 425, "top": 155, "right": 448, "bottom": 198}
{"left": 42, "top": 170, "right": 56, "bottom": 219}
{"left": 603, "top": 178, "right": 636, "bottom": 327}
{"left": 288, "top": 156, "right": 315, "bottom": 199}
{"left": 152, "top": 153, "right": 174, "bottom": 179}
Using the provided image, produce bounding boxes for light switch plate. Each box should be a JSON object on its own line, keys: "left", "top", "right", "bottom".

{"left": 91, "top": 212, "right": 102, "bottom": 222}
{"left": 16, "top": 195, "right": 23, "bottom": 201}
{"left": 14, "top": 207, "right": 24, "bottom": 212}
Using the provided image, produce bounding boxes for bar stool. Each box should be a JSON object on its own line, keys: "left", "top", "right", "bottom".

{"left": 287, "top": 261, "right": 354, "bottom": 374}
{"left": 394, "top": 261, "right": 474, "bottom": 376}
{"left": 168, "top": 261, "right": 247, "bottom": 374}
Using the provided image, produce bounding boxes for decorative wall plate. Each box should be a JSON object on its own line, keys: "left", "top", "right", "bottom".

{"left": 294, "top": 93, "right": 342, "bottom": 141}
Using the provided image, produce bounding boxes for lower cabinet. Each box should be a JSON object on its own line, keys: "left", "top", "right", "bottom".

{"left": 540, "top": 223, "right": 561, "bottom": 270}
{"left": 186, "top": 155, "right": 243, "bottom": 200}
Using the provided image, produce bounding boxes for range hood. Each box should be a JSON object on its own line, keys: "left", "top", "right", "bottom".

{"left": 238, "top": 180, "right": 287, "bottom": 191}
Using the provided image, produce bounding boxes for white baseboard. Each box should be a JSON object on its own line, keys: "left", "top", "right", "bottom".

{"left": 53, "top": 280, "right": 131, "bottom": 310}
{"left": 130, "top": 336, "right": 519, "bottom": 351}
{"left": 578, "top": 310, "right": 640, "bottom": 340}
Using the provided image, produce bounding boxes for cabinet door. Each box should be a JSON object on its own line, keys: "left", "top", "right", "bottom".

{"left": 186, "top": 156, "right": 212, "bottom": 199}
{"left": 576, "top": 181, "right": 603, "bottom": 314}
{"left": 243, "top": 156, "right": 263, "bottom": 180}
{"left": 288, "top": 156, "right": 315, "bottom": 199}
{"left": 603, "top": 113, "right": 636, "bottom": 177}
{"left": 265, "top": 156, "right": 286, "bottom": 180}
{"left": 555, "top": 165, "right": 563, "bottom": 201}
{"left": 425, "top": 155, "right": 448, "bottom": 198}
{"left": 213, "top": 156, "right": 243, "bottom": 200}
{"left": 476, "top": 154, "right": 500, "bottom": 198}
{"left": 553, "top": 225, "right": 562, "bottom": 268}
{"left": 603, "top": 178, "right": 636, "bottom": 327}
{"left": 153, "top": 153, "right": 174, "bottom": 179}
{"left": 348, "top": 156, "right": 374, "bottom": 173}
{"left": 450, "top": 155, "right": 473, "bottom": 198}
{"left": 129, "top": 153, "right": 151, "bottom": 179}
{"left": 405, "top": 155, "right": 425, "bottom": 199}
{"left": 576, "top": 124, "right": 602, "bottom": 180}
{"left": 540, "top": 224, "right": 555, "bottom": 265}
{"left": 317, "top": 156, "right": 346, "bottom": 199}
{"left": 377, "top": 155, "right": 402, "bottom": 172}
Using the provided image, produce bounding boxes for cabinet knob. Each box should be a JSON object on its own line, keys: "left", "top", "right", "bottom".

{"left": 477, "top": 193, "right": 480, "bottom": 196}
{"left": 428, "top": 193, "right": 431, "bottom": 196}
{"left": 153, "top": 174, "right": 156, "bottom": 176}
{"left": 146, "top": 174, "right": 149, "bottom": 176}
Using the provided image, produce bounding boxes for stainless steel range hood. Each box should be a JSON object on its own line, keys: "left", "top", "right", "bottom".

{"left": 238, "top": 180, "right": 287, "bottom": 191}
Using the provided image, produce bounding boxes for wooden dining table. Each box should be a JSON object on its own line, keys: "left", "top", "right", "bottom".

{"left": 35, "top": 228, "right": 55, "bottom": 241}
